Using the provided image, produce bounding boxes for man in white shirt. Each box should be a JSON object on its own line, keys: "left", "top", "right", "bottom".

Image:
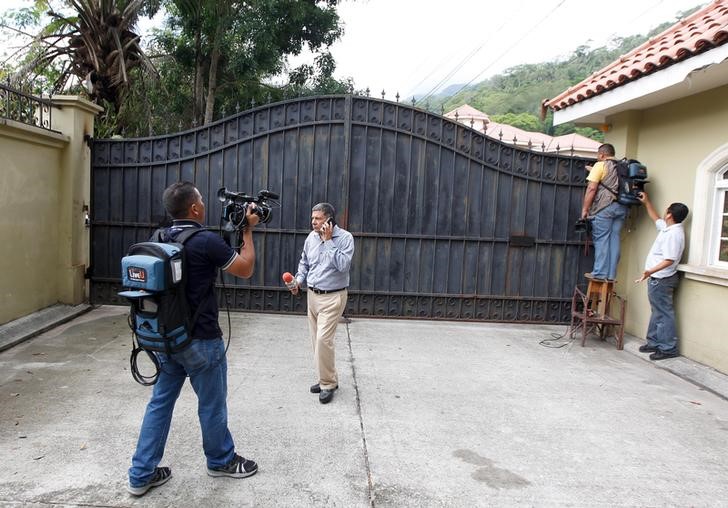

{"left": 635, "top": 192, "right": 689, "bottom": 361}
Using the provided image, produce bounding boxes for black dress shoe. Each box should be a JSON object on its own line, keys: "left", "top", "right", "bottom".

{"left": 310, "top": 383, "right": 338, "bottom": 394}
{"left": 319, "top": 389, "right": 335, "bottom": 404}
{"left": 650, "top": 350, "right": 679, "bottom": 361}
{"left": 639, "top": 344, "right": 658, "bottom": 353}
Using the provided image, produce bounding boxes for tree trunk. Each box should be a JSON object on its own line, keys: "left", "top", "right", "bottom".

{"left": 195, "top": 62, "right": 205, "bottom": 125}
{"left": 203, "top": 22, "right": 223, "bottom": 125}
{"left": 192, "top": 29, "right": 202, "bottom": 123}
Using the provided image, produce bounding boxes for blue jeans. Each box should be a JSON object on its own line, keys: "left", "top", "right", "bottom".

{"left": 128, "top": 338, "right": 235, "bottom": 487}
{"left": 646, "top": 274, "right": 680, "bottom": 354}
{"left": 591, "top": 202, "right": 628, "bottom": 280}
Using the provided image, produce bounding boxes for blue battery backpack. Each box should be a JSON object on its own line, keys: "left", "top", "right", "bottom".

{"left": 119, "top": 227, "right": 211, "bottom": 362}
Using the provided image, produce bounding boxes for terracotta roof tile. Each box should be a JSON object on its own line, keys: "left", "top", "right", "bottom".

{"left": 445, "top": 104, "right": 600, "bottom": 153}
{"left": 546, "top": 0, "right": 728, "bottom": 111}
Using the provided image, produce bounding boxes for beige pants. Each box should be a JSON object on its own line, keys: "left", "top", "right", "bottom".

{"left": 307, "top": 289, "right": 348, "bottom": 390}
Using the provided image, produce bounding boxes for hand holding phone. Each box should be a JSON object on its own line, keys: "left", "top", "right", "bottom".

{"left": 321, "top": 217, "right": 334, "bottom": 240}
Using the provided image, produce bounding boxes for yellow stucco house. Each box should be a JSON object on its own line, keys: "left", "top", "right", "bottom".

{"left": 544, "top": 0, "right": 728, "bottom": 374}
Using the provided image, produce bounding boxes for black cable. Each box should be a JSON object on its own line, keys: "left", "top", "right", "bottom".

{"left": 130, "top": 340, "right": 161, "bottom": 386}
{"left": 127, "top": 312, "right": 161, "bottom": 385}
{"left": 538, "top": 324, "right": 577, "bottom": 348}
{"left": 218, "top": 215, "right": 235, "bottom": 355}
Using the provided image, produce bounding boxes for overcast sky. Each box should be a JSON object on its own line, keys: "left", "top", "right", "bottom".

{"left": 295, "top": 0, "right": 706, "bottom": 99}
{"left": 2, "top": 0, "right": 707, "bottom": 99}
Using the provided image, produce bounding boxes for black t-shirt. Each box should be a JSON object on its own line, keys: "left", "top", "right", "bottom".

{"left": 166, "top": 220, "right": 236, "bottom": 339}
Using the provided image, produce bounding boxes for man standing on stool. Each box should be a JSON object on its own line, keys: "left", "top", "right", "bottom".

{"left": 635, "top": 191, "right": 689, "bottom": 361}
{"left": 581, "top": 143, "right": 629, "bottom": 280}
{"left": 288, "top": 203, "right": 354, "bottom": 404}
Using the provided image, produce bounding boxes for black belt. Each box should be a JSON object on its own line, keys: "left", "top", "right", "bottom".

{"left": 308, "top": 287, "right": 346, "bottom": 294}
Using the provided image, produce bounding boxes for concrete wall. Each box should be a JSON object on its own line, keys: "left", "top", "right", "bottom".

{"left": 0, "top": 96, "right": 102, "bottom": 324}
{"left": 606, "top": 84, "right": 728, "bottom": 374}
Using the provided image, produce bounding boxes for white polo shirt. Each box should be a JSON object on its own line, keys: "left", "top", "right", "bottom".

{"left": 644, "top": 218, "right": 685, "bottom": 278}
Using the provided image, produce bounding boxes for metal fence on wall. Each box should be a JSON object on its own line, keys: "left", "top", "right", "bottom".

{"left": 89, "top": 94, "right": 593, "bottom": 323}
{"left": 0, "top": 81, "right": 54, "bottom": 131}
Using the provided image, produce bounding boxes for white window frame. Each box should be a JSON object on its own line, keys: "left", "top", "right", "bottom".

{"left": 711, "top": 167, "right": 728, "bottom": 268}
{"left": 681, "top": 143, "right": 728, "bottom": 286}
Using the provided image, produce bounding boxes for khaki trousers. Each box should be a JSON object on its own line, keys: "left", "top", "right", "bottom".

{"left": 306, "top": 289, "right": 347, "bottom": 390}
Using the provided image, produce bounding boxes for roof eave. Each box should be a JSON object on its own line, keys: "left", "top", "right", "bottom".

{"left": 552, "top": 43, "right": 728, "bottom": 126}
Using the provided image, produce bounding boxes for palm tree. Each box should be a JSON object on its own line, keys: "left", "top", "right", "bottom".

{"left": 14, "top": 0, "right": 156, "bottom": 111}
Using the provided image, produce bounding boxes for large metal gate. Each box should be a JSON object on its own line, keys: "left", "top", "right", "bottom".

{"left": 90, "top": 95, "right": 593, "bottom": 322}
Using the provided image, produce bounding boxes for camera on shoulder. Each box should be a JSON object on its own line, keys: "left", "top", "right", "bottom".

{"left": 217, "top": 187, "right": 279, "bottom": 244}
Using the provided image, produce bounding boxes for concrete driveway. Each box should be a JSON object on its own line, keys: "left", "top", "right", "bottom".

{"left": 1, "top": 306, "right": 727, "bottom": 507}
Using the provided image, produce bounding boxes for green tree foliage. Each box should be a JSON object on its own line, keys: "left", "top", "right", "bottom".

{"left": 1, "top": 0, "right": 155, "bottom": 111}
{"left": 2, "top": 0, "right": 349, "bottom": 135}
{"left": 490, "top": 112, "right": 543, "bottom": 132}
{"left": 142, "top": 0, "right": 346, "bottom": 131}
{"left": 428, "top": 32, "right": 672, "bottom": 140}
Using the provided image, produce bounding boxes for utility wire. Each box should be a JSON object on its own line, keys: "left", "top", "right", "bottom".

{"left": 413, "top": 0, "right": 525, "bottom": 105}
{"left": 550, "top": 0, "right": 665, "bottom": 63}
{"left": 442, "top": 0, "right": 568, "bottom": 103}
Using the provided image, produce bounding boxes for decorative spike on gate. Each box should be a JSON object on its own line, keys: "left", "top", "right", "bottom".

{"left": 454, "top": 111, "right": 459, "bottom": 121}
{"left": 251, "top": 97, "right": 256, "bottom": 108}
{"left": 411, "top": 97, "right": 416, "bottom": 106}
{"left": 365, "top": 87, "right": 370, "bottom": 97}
{"left": 470, "top": 118, "right": 474, "bottom": 128}
{"left": 381, "top": 89, "right": 385, "bottom": 99}
{"left": 395, "top": 92, "right": 400, "bottom": 102}
{"left": 236, "top": 102, "right": 240, "bottom": 113}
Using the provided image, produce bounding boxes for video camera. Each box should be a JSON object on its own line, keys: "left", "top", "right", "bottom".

{"left": 574, "top": 218, "right": 592, "bottom": 234}
{"left": 217, "top": 188, "right": 279, "bottom": 240}
{"left": 616, "top": 159, "right": 648, "bottom": 206}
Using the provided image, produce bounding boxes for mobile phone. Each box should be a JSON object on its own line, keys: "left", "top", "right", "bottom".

{"left": 326, "top": 217, "right": 334, "bottom": 226}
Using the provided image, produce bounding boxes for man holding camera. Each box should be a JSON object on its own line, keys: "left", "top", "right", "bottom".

{"left": 581, "top": 143, "right": 629, "bottom": 281}
{"left": 635, "top": 191, "right": 688, "bottom": 361}
{"left": 288, "top": 203, "right": 354, "bottom": 404}
{"left": 128, "top": 181, "right": 260, "bottom": 496}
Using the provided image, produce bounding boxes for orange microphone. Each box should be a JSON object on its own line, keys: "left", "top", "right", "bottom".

{"left": 282, "top": 272, "right": 296, "bottom": 289}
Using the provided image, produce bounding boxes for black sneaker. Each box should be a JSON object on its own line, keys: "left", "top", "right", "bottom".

{"left": 650, "top": 350, "right": 679, "bottom": 361}
{"left": 127, "top": 466, "right": 172, "bottom": 496}
{"left": 639, "top": 344, "right": 658, "bottom": 353}
{"left": 207, "top": 454, "right": 258, "bottom": 478}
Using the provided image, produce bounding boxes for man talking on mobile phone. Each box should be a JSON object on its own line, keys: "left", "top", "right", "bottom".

{"left": 288, "top": 203, "right": 354, "bottom": 404}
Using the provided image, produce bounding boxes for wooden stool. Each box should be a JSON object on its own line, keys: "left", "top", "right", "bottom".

{"left": 584, "top": 274, "right": 615, "bottom": 318}
{"left": 569, "top": 274, "right": 626, "bottom": 350}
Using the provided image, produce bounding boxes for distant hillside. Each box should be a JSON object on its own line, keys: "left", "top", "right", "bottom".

{"left": 418, "top": 8, "right": 701, "bottom": 141}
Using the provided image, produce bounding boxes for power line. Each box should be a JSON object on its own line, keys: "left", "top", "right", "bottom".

{"left": 442, "top": 0, "right": 568, "bottom": 103}
{"left": 413, "top": 0, "right": 525, "bottom": 105}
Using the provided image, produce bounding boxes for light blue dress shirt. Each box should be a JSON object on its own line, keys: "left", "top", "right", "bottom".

{"left": 295, "top": 225, "right": 354, "bottom": 290}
